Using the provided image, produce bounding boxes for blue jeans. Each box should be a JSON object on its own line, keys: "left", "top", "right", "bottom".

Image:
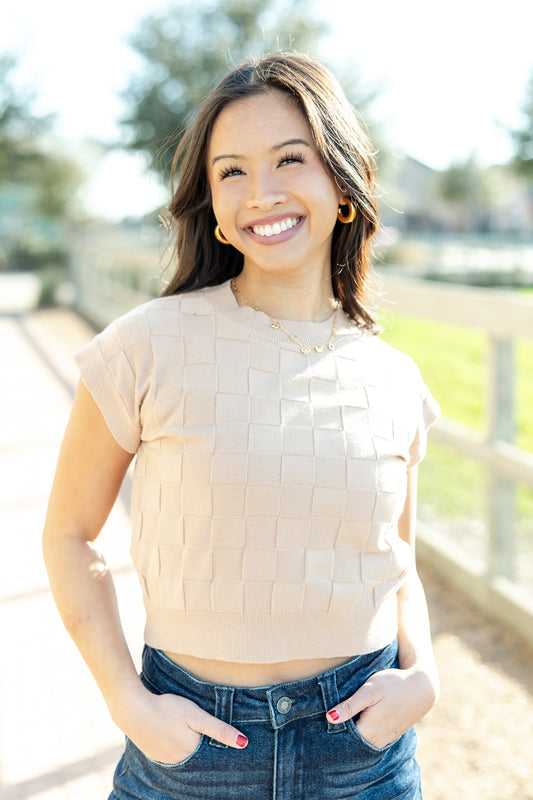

{"left": 109, "top": 640, "right": 421, "bottom": 799}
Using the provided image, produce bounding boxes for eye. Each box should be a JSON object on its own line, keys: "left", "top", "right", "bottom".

{"left": 278, "top": 151, "right": 306, "bottom": 167}
{"left": 218, "top": 164, "right": 244, "bottom": 180}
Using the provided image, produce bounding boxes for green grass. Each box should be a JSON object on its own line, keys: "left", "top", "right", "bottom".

{"left": 379, "top": 314, "right": 533, "bottom": 528}
{"left": 380, "top": 313, "right": 533, "bottom": 450}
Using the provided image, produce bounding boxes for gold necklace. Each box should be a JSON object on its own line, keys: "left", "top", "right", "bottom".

{"left": 231, "top": 279, "right": 339, "bottom": 355}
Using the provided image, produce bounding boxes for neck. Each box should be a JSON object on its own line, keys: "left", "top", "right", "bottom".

{"left": 233, "top": 269, "right": 335, "bottom": 322}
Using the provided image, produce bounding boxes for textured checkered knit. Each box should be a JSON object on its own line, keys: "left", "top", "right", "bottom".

{"left": 75, "top": 279, "right": 439, "bottom": 662}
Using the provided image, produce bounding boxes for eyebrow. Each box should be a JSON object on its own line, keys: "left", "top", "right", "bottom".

{"left": 211, "top": 138, "right": 311, "bottom": 165}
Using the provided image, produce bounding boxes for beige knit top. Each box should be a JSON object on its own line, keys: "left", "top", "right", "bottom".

{"left": 75, "top": 279, "right": 439, "bottom": 662}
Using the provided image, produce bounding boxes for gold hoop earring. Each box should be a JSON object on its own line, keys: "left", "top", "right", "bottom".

{"left": 214, "top": 224, "right": 231, "bottom": 245}
{"left": 337, "top": 197, "right": 357, "bottom": 224}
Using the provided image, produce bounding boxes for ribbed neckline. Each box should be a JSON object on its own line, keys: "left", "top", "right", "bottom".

{"left": 206, "top": 279, "right": 359, "bottom": 349}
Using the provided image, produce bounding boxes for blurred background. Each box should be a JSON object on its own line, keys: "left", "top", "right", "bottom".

{"left": 1, "top": 1, "right": 533, "bottom": 798}
{"left": 2, "top": 0, "right": 533, "bottom": 278}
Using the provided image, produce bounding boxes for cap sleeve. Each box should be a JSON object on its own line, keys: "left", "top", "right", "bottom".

{"left": 407, "top": 376, "right": 440, "bottom": 468}
{"left": 74, "top": 306, "right": 153, "bottom": 454}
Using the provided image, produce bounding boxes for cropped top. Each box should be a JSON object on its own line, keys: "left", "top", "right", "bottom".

{"left": 74, "top": 279, "right": 440, "bottom": 662}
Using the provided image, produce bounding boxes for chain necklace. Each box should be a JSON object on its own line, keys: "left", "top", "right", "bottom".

{"left": 231, "top": 279, "right": 339, "bottom": 355}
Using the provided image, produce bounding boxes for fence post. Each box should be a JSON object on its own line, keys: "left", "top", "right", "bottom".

{"left": 487, "top": 336, "right": 515, "bottom": 579}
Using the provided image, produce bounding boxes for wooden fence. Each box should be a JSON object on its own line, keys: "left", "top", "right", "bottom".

{"left": 69, "top": 246, "right": 533, "bottom": 645}
{"left": 382, "top": 275, "right": 533, "bottom": 645}
{"left": 70, "top": 236, "right": 162, "bottom": 330}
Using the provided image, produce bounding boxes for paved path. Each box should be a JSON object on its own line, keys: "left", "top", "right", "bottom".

{"left": 1, "top": 306, "right": 532, "bottom": 799}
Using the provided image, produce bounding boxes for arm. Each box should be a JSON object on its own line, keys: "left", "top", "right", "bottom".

{"left": 43, "top": 381, "right": 248, "bottom": 762}
{"left": 396, "top": 465, "right": 439, "bottom": 681}
{"left": 326, "top": 467, "right": 439, "bottom": 746}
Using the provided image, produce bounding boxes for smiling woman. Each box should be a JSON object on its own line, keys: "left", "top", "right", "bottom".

{"left": 206, "top": 92, "right": 343, "bottom": 310}
{"left": 43, "top": 51, "right": 440, "bottom": 800}
{"left": 165, "top": 52, "right": 380, "bottom": 329}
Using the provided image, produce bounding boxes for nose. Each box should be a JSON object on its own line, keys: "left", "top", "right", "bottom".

{"left": 245, "top": 168, "right": 288, "bottom": 210}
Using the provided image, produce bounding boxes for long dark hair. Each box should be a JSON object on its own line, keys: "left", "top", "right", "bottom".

{"left": 162, "top": 51, "right": 380, "bottom": 329}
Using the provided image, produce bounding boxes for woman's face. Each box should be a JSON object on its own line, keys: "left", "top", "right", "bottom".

{"left": 207, "top": 90, "right": 344, "bottom": 282}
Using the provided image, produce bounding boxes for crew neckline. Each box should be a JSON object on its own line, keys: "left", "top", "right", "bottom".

{"left": 204, "top": 279, "right": 359, "bottom": 349}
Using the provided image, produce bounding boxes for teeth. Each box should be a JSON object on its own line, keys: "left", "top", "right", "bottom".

{"left": 252, "top": 217, "right": 300, "bottom": 237}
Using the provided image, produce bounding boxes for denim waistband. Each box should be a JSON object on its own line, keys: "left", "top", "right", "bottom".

{"left": 141, "top": 641, "right": 398, "bottom": 735}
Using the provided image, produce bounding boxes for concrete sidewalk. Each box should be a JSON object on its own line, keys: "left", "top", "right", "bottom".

{"left": 1, "top": 306, "right": 532, "bottom": 799}
{"left": 1, "top": 308, "right": 144, "bottom": 800}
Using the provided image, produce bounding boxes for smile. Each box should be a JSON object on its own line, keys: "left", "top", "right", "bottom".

{"left": 250, "top": 216, "right": 302, "bottom": 237}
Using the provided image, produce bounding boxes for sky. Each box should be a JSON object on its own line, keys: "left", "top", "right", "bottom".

{"left": 2, "top": 0, "right": 532, "bottom": 220}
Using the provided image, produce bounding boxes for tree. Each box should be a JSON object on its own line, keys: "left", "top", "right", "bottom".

{"left": 0, "top": 54, "right": 49, "bottom": 183}
{"left": 511, "top": 73, "right": 533, "bottom": 178}
{"left": 121, "top": 0, "right": 328, "bottom": 179}
{"left": 0, "top": 54, "right": 83, "bottom": 220}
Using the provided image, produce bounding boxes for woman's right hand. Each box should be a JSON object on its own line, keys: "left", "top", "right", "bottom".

{"left": 117, "top": 687, "right": 248, "bottom": 765}
{"left": 42, "top": 385, "right": 248, "bottom": 766}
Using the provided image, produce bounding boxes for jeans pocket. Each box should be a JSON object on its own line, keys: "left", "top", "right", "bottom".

{"left": 126, "top": 734, "right": 206, "bottom": 770}
{"left": 113, "top": 734, "right": 210, "bottom": 799}
{"left": 346, "top": 718, "right": 398, "bottom": 754}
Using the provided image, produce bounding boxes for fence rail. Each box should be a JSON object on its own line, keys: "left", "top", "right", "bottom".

{"left": 69, "top": 248, "right": 533, "bottom": 645}
{"left": 70, "top": 236, "right": 162, "bottom": 329}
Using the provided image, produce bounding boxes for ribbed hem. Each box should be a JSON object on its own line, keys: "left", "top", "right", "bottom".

{"left": 143, "top": 595, "right": 399, "bottom": 663}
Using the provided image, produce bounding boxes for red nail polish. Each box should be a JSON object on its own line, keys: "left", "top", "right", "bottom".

{"left": 328, "top": 709, "right": 340, "bottom": 721}
{"left": 236, "top": 734, "right": 248, "bottom": 748}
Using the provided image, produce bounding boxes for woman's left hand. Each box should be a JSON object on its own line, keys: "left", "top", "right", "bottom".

{"left": 326, "top": 665, "right": 439, "bottom": 749}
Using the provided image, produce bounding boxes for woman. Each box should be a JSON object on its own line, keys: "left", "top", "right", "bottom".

{"left": 43, "top": 52, "right": 440, "bottom": 799}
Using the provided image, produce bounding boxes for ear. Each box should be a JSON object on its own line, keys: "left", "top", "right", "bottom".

{"left": 334, "top": 179, "right": 349, "bottom": 207}
{"left": 337, "top": 193, "right": 349, "bottom": 210}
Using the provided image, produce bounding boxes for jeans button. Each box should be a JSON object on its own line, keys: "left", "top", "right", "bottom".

{"left": 277, "top": 696, "right": 293, "bottom": 714}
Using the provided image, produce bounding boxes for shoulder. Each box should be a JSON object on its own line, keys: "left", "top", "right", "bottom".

{"left": 99, "top": 284, "right": 224, "bottom": 342}
{"left": 359, "top": 333, "right": 423, "bottom": 380}
{"left": 367, "top": 335, "right": 440, "bottom": 428}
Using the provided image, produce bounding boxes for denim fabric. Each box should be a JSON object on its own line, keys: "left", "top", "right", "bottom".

{"left": 109, "top": 640, "right": 421, "bottom": 799}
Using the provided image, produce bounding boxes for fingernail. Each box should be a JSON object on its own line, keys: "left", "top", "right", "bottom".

{"left": 328, "top": 709, "right": 340, "bottom": 721}
{"left": 236, "top": 734, "right": 248, "bottom": 748}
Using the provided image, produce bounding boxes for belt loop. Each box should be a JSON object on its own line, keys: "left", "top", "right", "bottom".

{"left": 209, "top": 686, "right": 235, "bottom": 748}
{"left": 317, "top": 672, "right": 347, "bottom": 734}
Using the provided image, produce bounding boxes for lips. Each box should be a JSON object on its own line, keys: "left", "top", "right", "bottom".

{"left": 250, "top": 216, "right": 301, "bottom": 237}
{"left": 245, "top": 214, "right": 304, "bottom": 243}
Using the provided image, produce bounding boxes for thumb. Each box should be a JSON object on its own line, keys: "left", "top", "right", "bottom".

{"left": 188, "top": 707, "right": 248, "bottom": 750}
{"left": 327, "top": 682, "right": 375, "bottom": 725}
